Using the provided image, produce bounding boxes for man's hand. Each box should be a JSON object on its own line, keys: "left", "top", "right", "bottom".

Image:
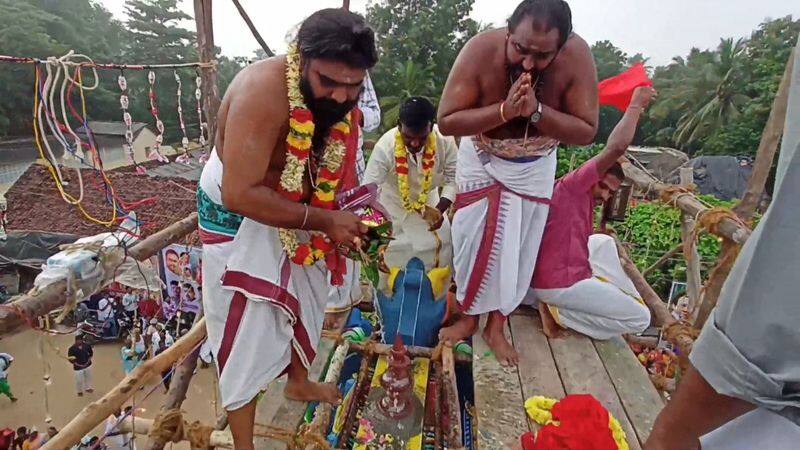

{"left": 503, "top": 73, "right": 534, "bottom": 120}
{"left": 630, "top": 86, "right": 657, "bottom": 110}
{"left": 323, "top": 210, "right": 368, "bottom": 249}
{"left": 422, "top": 206, "right": 444, "bottom": 230}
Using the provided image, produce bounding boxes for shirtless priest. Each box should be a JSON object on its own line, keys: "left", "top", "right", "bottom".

{"left": 196, "top": 9, "right": 377, "bottom": 450}
{"left": 437, "top": 0, "right": 598, "bottom": 366}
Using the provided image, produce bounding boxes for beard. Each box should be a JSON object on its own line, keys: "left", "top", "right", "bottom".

{"left": 507, "top": 63, "right": 533, "bottom": 84}
{"left": 300, "top": 75, "right": 358, "bottom": 150}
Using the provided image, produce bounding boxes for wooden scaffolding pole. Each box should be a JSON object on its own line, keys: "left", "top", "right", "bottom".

{"left": 143, "top": 314, "right": 205, "bottom": 450}
{"left": 231, "top": 0, "right": 275, "bottom": 57}
{"left": 120, "top": 418, "right": 233, "bottom": 449}
{"left": 41, "top": 319, "right": 208, "bottom": 450}
{"left": 194, "top": 0, "right": 221, "bottom": 148}
{"left": 694, "top": 50, "right": 795, "bottom": 329}
{"left": 0, "top": 213, "right": 198, "bottom": 336}
{"left": 621, "top": 162, "right": 751, "bottom": 244}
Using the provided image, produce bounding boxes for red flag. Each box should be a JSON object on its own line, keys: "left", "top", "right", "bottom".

{"left": 598, "top": 63, "right": 653, "bottom": 112}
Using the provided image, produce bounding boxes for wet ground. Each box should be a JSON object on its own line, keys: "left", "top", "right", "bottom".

{"left": 0, "top": 328, "right": 219, "bottom": 446}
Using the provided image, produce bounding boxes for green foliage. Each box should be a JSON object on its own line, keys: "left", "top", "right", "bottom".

{"left": 367, "top": 0, "right": 481, "bottom": 132}
{"left": 556, "top": 144, "right": 603, "bottom": 178}
{"left": 616, "top": 195, "right": 740, "bottom": 296}
{"left": 645, "top": 16, "right": 800, "bottom": 156}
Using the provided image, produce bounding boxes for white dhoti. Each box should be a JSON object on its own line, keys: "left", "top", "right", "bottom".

{"left": 326, "top": 259, "right": 362, "bottom": 313}
{"left": 382, "top": 212, "right": 452, "bottom": 277}
{"left": 529, "top": 234, "right": 651, "bottom": 340}
{"left": 199, "top": 150, "right": 327, "bottom": 410}
{"left": 452, "top": 137, "right": 555, "bottom": 316}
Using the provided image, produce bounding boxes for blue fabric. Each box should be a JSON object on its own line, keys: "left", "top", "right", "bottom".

{"left": 377, "top": 257, "right": 447, "bottom": 347}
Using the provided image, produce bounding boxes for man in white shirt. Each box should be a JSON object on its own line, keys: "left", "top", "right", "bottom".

{"left": 363, "top": 97, "right": 458, "bottom": 289}
{"left": 121, "top": 289, "right": 138, "bottom": 319}
{"left": 0, "top": 352, "right": 17, "bottom": 402}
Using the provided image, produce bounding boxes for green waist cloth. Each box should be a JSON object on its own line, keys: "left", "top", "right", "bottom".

{"left": 197, "top": 187, "right": 243, "bottom": 236}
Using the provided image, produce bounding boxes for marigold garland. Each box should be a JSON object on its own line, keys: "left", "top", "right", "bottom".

{"left": 394, "top": 130, "right": 436, "bottom": 213}
{"left": 277, "top": 43, "right": 353, "bottom": 265}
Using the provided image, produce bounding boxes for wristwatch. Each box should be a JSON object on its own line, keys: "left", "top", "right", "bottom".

{"left": 530, "top": 100, "right": 543, "bottom": 124}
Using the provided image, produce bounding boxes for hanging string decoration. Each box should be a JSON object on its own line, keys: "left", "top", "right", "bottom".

{"left": 174, "top": 70, "right": 192, "bottom": 164}
{"left": 118, "top": 70, "right": 144, "bottom": 174}
{"left": 195, "top": 71, "right": 209, "bottom": 164}
{"left": 147, "top": 70, "right": 169, "bottom": 163}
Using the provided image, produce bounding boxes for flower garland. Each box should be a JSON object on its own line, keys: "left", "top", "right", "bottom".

{"left": 394, "top": 130, "right": 436, "bottom": 213}
{"left": 277, "top": 43, "right": 352, "bottom": 265}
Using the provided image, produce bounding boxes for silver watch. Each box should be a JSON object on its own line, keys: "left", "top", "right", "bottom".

{"left": 530, "top": 101, "right": 543, "bottom": 124}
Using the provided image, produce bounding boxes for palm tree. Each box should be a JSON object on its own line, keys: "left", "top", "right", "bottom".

{"left": 673, "top": 38, "right": 749, "bottom": 148}
{"left": 378, "top": 60, "right": 437, "bottom": 131}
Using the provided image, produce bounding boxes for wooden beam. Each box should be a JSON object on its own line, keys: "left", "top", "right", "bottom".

{"left": 143, "top": 314, "right": 204, "bottom": 450}
{"left": 120, "top": 418, "right": 233, "bottom": 449}
{"left": 612, "top": 237, "right": 674, "bottom": 328}
{"left": 194, "top": 0, "right": 221, "bottom": 148}
{"left": 693, "top": 48, "right": 796, "bottom": 330}
{"left": 309, "top": 341, "right": 350, "bottom": 435}
{"left": 349, "top": 341, "right": 471, "bottom": 364}
{"left": 441, "top": 346, "right": 463, "bottom": 449}
{"left": 734, "top": 49, "right": 794, "bottom": 222}
{"left": 0, "top": 213, "right": 198, "bottom": 336}
{"left": 41, "top": 319, "right": 208, "bottom": 450}
{"left": 231, "top": 0, "right": 275, "bottom": 57}
{"left": 342, "top": 0, "right": 351, "bottom": 10}
{"left": 680, "top": 214, "right": 702, "bottom": 323}
{"left": 622, "top": 162, "right": 751, "bottom": 244}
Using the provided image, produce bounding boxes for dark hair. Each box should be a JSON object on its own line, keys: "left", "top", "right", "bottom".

{"left": 508, "top": 0, "right": 573, "bottom": 47}
{"left": 399, "top": 97, "right": 436, "bottom": 132}
{"left": 170, "top": 280, "right": 179, "bottom": 286}
{"left": 606, "top": 162, "right": 625, "bottom": 180}
{"left": 297, "top": 9, "right": 378, "bottom": 69}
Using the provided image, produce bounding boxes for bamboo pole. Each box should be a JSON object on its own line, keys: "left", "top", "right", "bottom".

{"left": 120, "top": 418, "right": 233, "bottom": 449}
{"left": 613, "top": 237, "right": 674, "bottom": 328}
{"left": 193, "top": 0, "right": 221, "bottom": 147}
{"left": 622, "top": 162, "right": 751, "bottom": 244}
{"left": 680, "top": 214, "right": 702, "bottom": 323}
{"left": 0, "top": 213, "right": 198, "bottom": 336}
{"left": 734, "top": 49, "right": 794, "bottom": 222}
{"left": 231, "top": 0, "right": 275, "bottom": 57}
{"left": 441, "top": 346, "right": 463, "bottom": 449}
{"left": 309, "top": 341, "right": 351, "bottom": 434}
{"left": 693, "top": 49, "right": 795, "bottom": 330}
{"left": 41, "top": 319, "right": 208, "bottom": 450}
{"left": 349, "top": 341, "right": 471, "bottom": 364}
{"left": 143, "top": 315, "right": 204, "bottom": 450}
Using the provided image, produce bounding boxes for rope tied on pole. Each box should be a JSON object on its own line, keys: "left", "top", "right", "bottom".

{"left": 148, "top": 409, "right": 213, "bottom": 450}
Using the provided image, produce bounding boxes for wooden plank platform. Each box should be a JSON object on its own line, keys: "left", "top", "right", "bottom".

{"left": 474, "top": 310, "right": 663, "bottom": 449}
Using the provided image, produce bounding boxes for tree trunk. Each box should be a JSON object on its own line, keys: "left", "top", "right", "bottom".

{"left": 613, "top": 237, "right": 674, "bottom": 328}
{"left": 194, "top": 0, "right": 221, "bottom": 148}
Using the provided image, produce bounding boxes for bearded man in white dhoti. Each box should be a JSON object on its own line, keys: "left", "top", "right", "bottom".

{"left": 196, "top": 9, "right": 378, "bottom": 450}
{"left": 362, "top": 97, "right": 458, "bottom": 290}
{"left": 436, "top": 0, "right": 599, "bottom": 365}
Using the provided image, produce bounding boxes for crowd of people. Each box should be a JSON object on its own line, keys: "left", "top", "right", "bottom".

{"left": 0, "top": 426, "right": 59, "bottom": 450}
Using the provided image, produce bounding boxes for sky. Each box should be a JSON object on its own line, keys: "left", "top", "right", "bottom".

{"left": 101, "top": 0, "right": 800, "bottom": 66}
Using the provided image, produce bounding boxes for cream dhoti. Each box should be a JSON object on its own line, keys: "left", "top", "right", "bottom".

{"left": 198, "top": 150, "right": 327, "bottom": 410}
{"left": 451, "top": 137, "right": 557, "bottom": 316}
{"left": 529, "top": 234, "right": 651, "bottom": 340}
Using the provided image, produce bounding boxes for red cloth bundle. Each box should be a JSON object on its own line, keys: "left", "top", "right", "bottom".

{"left": 598, "top": 63, "right": 653, "bottom": 112}
{"left": 531, "top": 395, "right": 620, "bottom": 450}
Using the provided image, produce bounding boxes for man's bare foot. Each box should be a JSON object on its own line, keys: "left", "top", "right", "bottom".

{"left": 439, "top": 314, "right": 479, "bottom": 345}
{"left": 538, "top": 302, "right": 562, "bottom": 339}
{"left": 482, "top": 324, "right": 518, "bottom": 367}
{"left": 284, "top": 378, "right": 342, "bottom": 405}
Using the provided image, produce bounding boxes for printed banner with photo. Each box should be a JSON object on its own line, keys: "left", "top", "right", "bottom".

{"left": 160, "top": 243, "right": 203, "bottom": 319}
